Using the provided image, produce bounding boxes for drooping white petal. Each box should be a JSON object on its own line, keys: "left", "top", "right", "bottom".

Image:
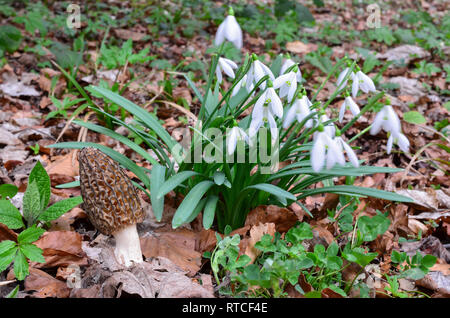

{"left": 370, "top": 108, "right": 386, "bottom": 135}
{"left": 267, "top": 111, "right": 278, "bottom": 142}
{"left": 258, "top": 60, "right": 275, "bottom": 81}
{"left": 397, "top": 133, "right": 410, "bottom": 153}
{"left": 383, "top": 105, "right": 401, "bottom": 134}
{"left": 339, "top": 99, "right": 347, "bottom": 123}
{"left": 336, "top": 67, "right": 351, "bottom": 90}
{"left": 215, "top": 65, "right": 223, "bottom": 84}
{"left": 214, "top": 20, "right": 226, "bottom": 46}
{"left": 268, "top": 88, "right": 283, "bottom": 118}
{"left": 215, "top": 15, "right": 243, "bottom": 49}
{"left": 351, "top": 76, "right": 360, "bottom": 98}
{"left": 357, "top": 71, "right": 376, "bottom": 93}
{"left": 283, "top": 103, "right": 297, "bottom": 128}
{"left": 227, "top": 127, "right": 238, "bottom": 155}
{"left": 338, "top": 138, "right": 359, "bottom": 167}
{"left": 386, "top": 134, "right": 394, "bottom": 154}
{"left": 327, "top": 137, "right": 345, "bottom": 168}
{"left": 311, "top": 133, "right": 326, "bottom": 172}
{"left": 219, "top": 58, "right": 237, "bottom": 79}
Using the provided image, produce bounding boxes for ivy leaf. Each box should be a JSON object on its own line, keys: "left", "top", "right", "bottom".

{"left": 0, "top": 199, "right": 24, "bottom": 229}
{"left": 22, "top": 180, "right": 41, "bottom": 226}
{"left": 28, "top": 161, "right": 51, "bottom": 212}
{"left": 0, "top": 184, "right": 18, "bottom": 200}
{"left": 403, "top": 111, "right": 426, "bottom": 124}
{"left": 17, "top": 225, "right": 45, "bottom": 244}
{"left": 0, "top": 242, "right": 17, "bottom": 272}
{"left": 13, "top": 249, "right": 29, "bottom": 281}
{"left": 19, "top": 243, "right": 45, "bottom": 263}
{"left": 38, "top": 196, "right": 83, "bottom": 222}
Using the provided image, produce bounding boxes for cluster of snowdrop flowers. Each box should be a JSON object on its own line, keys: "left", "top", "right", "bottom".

{"left": 213, "top": 10, "right": 409, "bottom": 172}
{"left": 311, "top": 126, "right": 359, "bottom": 172}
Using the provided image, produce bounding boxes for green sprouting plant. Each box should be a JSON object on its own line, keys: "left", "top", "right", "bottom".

{"left": 413, "top": 60, "right": 442, "bottom": 77}
{"left": 45, "top": 96, "right": 86, "bottom": 121}
{"left": 98, "top": 39, "right": 153, "bottom": 70}
{"left": 49, "top": 50, "right": 414, "bottom": 234}
{"left": 0, "top": 161, "right": 83, "bottom": 280}
{"left": 29, "top": 144, "right": 40, "bottom": 155}
{"left": 0, "top": 25, "right": 23, "bottom": 57}
{"left": 210, "top": 211, "right": 436, "bottom": 298}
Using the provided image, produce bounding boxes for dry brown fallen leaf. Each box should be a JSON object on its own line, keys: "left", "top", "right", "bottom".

{"left": 285, "top": 41, "right": 317, "bottom": 55}
{"left": 245, "top": 205, "right": 298, "bottom": 234}
{"left": 45, "top": 150, "right": 79, "bottom": 177}
{"left": 24, "top": 268, "right": 71, "bottom": 298}
{"left": 32, "top": 231, "right": 88, "bottom": 268}
{"left": 140, "top": 231, "right": 202, "bottom": 276}
{"left": 243, "top": 223, "right": 276, "bottom": 264}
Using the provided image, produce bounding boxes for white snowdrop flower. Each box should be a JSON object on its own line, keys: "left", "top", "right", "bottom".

{"left": 336, "top": 67, "right": 354, "bottom": 91}
{"left": 215, "top": 57, "right": 238, "bottom": 83}
{"left": 231, "top": 74, "right": 252, "bottom": 96}
{"left": 247, "top": 55, "right": 275, "bottom": 91}
{"left": 283, "top": 95, "right": 313, "bottom": 129}
{"left": 351, "top": 70, "right": 376, "bottom": 97}
{"left": 386, "top": 131, "right": 410, "bottom": 154}
{"left": 273, "top": 71, "right": 298, "bottom": 103}
{"left": 280, "top": 57, "right": 302, "bottom": 82}
{"left": 253, "top": 83, "right": 283, "bottom": 119}
{"left": 370, "top": 105, "right": 401, "bottom": 136}
{"left": 334, "top": 136, "right": 359, "bottom": 168}
{"left": 226, "top": 126, "right": 248, "bottom": 155}
{"left": 249, "top": 105, "right": 278, "bottom": 143}
{"left": 339, "top": 96, "right": 360, "bottom": 123}
{"left": 215, "top": 8, "right": 243, "bottom": 49}
{"left": 311, "top": 131, "right": 345, "bottom": 172}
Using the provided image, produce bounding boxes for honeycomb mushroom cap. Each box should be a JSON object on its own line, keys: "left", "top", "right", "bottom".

{"left": 78, "top": 147, "right": 145, "bottom": 235}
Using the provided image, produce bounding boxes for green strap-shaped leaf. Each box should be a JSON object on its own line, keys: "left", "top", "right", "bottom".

{"left": 150, "top": 164, "right": 166, "bottom": 222}
{"left": 0, "top": 200, "right": 24, "bottom": 229}
{"left": 157, "top": 171, "right": 199, "bottom": 200}
{"left": 268, "top": 166, "right": 404, "bottom": 181}
{"left": 38, "top": 196, "right": 83, "bottom": 222}
{"left": 47, "top": 142, "right": 150, "bottom": 188}
{"left": 73, "top": 120, "right": 159, "bottom": 166}
{"left": 203, "top": 195, "right": 219, "bottom": 230}
{"left": 88, "top": 86, "right": 178, "bottom": 150}
{"left": 55, "top": 180, "right": 80, "bottom": 189}
{"left": 243, "top": 183, "right": 297, "bottom": 201}
{"left": 297, "top": 185, "right": 415, "bottom": 203}
{"left": 172, "top": 181, "right": 214, "bottom": 228}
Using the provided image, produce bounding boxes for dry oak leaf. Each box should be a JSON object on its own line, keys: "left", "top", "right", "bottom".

{"left": 32, "top": 231, "right": 88, "bottom": 268}
{"left": 25, "top": 268, "right": 71, "bottom": 298}
{"left": 45, "top": 150, "right": 79, "bottom": 177}
{"left": 285, "top": 41, "right": 317, "bottom": 55}
{"left": 245, "top": 205, "right": 298, "bottom": 234}
{"left": 140, "top": 231, "right": 202, "bottom": 276}
{"left": 244, "top": 222, "right": 276, "bottom": 264}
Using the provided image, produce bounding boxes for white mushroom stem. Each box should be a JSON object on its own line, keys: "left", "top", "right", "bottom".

{"left": 113, "top": 225, "right": 143, "bottom": 267}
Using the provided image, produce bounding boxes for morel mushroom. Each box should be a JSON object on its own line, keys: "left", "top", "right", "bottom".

{"left": 78, "top": 147, "right": 145, "bottom": 267}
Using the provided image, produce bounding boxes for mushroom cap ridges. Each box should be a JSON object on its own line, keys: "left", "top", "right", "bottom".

{"left": 78, "top": 147, "right": 145, "bottom": 235}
